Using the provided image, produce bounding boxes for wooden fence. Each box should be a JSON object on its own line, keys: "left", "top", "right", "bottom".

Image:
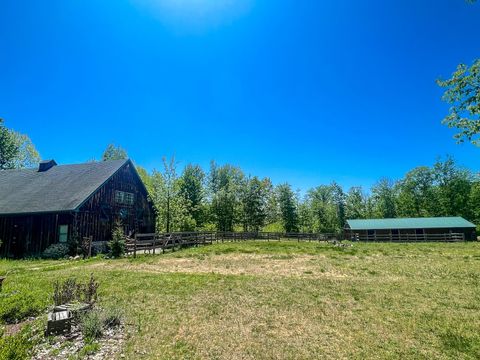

{"left": 125, "top": 231, "right": 338, "bottom": 257}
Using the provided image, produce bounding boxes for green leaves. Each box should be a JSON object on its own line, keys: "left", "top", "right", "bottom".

{"left": 102, "top": 144, "right": 128, "bottom": 161}
{"left": 0, "top": 118, "right": 40, "bottom": 170}
{"left": 437, "top": 59, "right": 480, "bottom": 145}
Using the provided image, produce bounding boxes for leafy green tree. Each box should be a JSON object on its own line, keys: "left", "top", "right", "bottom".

{"left": 345, "top": 186, "right": 368, "bottom": 220}
{"left": 0, "top": 119, "right": 40, "bottom": 169}
{"left": 371, "top": 179, "right": 397, "bottom": 218}
{"left": 151, "top": 157, "right": 194, "bottom": 233}
{"left": 179, "top": 164, "right": 206, "bottom": 229}
{"left": 0, "top": 119, "right": 19, "bottom": 170}
{"left": 298, "top": 197, "right": 314, "bottom": 233}
{"left": 276, "top": 183, "right": 299, "bottom": 232}
{"left": 136, "top": 166, "right": 153, "bottom": 195}
{"left": 208, "top": 162, "right": 244, "bottom": 231}
{"left": 307, "top": 185, "right": 338, "bottom": 233}
{"left": 331, "top": 182, "right": 346, "bottom": 230}
{"left": 432, "top": 157, "right": 473, "bottom": 218}
{"left": 396, "top": 167, "right": 437, "bottom": 217}
{"left": 240, "top": 176, "right": 270, "bottom": 232}
{"left": 437, "top": 59, "right": 479, "bottom": 145}
{"left": 469, "top": 180, "right": 480, "bottom": 225}
{"left": 102, "top": 144, "right": 128, "bottom": 161}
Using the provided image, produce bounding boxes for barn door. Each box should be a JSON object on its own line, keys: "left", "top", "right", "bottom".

{"left": 11, "top": 222, "right": 25, "bottom": 258}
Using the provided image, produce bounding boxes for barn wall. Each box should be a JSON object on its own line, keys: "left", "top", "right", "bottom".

{"left": 0, "top": 213, "right": 73, "bottom": 257}
{"left": 76, "top": 162, "right": 155, "bottom": 242}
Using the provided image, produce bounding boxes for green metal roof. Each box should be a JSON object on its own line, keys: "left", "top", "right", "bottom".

{"left": 346, "top": 217, "right": 476, "bottom": 231}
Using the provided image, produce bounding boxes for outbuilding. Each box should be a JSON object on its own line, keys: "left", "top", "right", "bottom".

{"left": 345, "top": 217, "right": 476, "bottom": 242}
{"left": 0, "top": 159, "right": 156, "bottom": 257}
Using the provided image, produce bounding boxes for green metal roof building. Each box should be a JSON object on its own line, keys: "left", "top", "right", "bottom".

{"left": 345, "top": 217, "right": 476, "bottom": 242}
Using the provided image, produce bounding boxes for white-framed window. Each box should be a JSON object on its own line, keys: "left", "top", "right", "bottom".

{"left": 59, "top": 225, "right": 68, "bottom": 243}
{"left": 115, "top": 190, "right": 135, "bottom": 205}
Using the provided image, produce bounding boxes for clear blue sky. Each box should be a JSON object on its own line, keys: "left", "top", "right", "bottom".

{"left": 1, "top": 0, "right": 479, "bottom": 191}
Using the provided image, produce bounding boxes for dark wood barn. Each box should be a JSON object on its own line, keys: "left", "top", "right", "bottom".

{"left": 345, "top": 217, "right": 476, "bottom": 242}
{"left": 0, "top": 159, "right": 155, "bottom": 257}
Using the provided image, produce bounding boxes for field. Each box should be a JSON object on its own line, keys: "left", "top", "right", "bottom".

{"left": 1, "top": 241, "right": 480, "bottom": 359}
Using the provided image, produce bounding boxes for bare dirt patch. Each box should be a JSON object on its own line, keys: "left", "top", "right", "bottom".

{"left": 103, "top": 254, "right": 349, "bottom": 279}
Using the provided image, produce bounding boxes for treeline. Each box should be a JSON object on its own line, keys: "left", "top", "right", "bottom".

{"left": 132, "top": 154, "right": 480, "bottom": 234}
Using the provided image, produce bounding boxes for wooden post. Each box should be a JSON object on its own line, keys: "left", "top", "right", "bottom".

{"left": 153, "top": 235, "right": 156, "bottom": 255}
{"left": 134, "top": 234, "right": 137, "bottom": 258}
{"left": 88, "top": 236, "right": 92, "bottom": 258}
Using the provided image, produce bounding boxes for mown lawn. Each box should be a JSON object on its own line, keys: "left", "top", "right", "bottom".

{"left": 1, "top": 241, "right": 480, "bottom": 359}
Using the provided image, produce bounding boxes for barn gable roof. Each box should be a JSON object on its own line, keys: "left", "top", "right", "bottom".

{"left": 346, "top": 217, "right": 476, "bottom": 230}
{"left": 0, "top": 159, "right": 130, "bottom": 215}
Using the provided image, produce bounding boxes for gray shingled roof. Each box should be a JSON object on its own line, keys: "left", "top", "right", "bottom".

{"left": 0, "top": 159, "right": 128, "bottom": 215}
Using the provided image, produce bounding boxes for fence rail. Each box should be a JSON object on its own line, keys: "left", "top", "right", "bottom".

{"left": 125, "top": 231, "right": 339, "bottom": 257}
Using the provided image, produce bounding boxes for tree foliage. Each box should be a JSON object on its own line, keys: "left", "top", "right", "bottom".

{"left": 117, "top": 156, "right": 479, "bottom": 235}
{"left": 0, "top": 119, "right": 40, "bottom": 170}
{"left": 102, "top": 144, "right": 128, "bottom": 161}
{"left": 276, "top": 183, "right": 299, "bottom": 233}
{"left": 437, "top": 59, "right": 480, "bottom": 145}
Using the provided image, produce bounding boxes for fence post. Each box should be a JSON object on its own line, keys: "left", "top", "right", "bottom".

{"left": 153, "top": 235, "right": 156, "bottom": 255}
{"left": 88, "top": 236, "right": 92, "bottom": 258}
{"left": 134, "top": 234, "right": 137, "bottom": 258}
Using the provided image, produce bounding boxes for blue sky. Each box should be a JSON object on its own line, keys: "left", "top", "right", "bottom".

{"left": 1, "top": 0, "right": 479, "bottom": 191}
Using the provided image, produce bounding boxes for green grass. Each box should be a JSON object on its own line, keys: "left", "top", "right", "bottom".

{"left": 1, "top": 241, "right": 480, "bottom": 359}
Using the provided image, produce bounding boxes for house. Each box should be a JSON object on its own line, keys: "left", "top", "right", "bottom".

{"left": 0, "top": 159, "right": 155, "bottom": 257}
{"left": 345, "top": 217, "right": 476, "bottom": 242}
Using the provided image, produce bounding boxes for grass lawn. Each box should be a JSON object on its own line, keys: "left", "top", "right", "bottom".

{"left": 1, "top": 241, "right": 480, "bottom": 359}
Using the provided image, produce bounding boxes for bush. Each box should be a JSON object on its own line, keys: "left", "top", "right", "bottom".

{"left": 53, "top": 274, "right": 99, "bottom": 306}
{"left": 0, "top": 292, "right": 42, "bottom": 324}
{"left": 102, "top": 306, "right": 123, "bottom": 328}
{"left": 108, "top": 223, "right": 125, "bottom": 258}
{"left": 42, "top": 243, "right": 69, "bottom": 260}
{"left": 80, "top": 310, "right": 103, "bottom": 341}
{"left": 0, "top": 326, "right": 36, "bottom": 360}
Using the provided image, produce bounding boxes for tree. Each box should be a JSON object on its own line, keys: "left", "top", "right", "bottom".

{"left": 179, "top": 164, "right": 206, "bottom": 229}
{"left": 276, "top": 183, "right": 299, "bottom": 232}
{"left": 208, "top": 162, "right": 244, "bottom": 231}
{"left": 0, "top": 119, "right": 19, "bottom": 170}
{"left": 0, "top": 119, "right": 40, "bottom": 170}
{"left": 432, "top": 157, "right": 472, "bottom": 218}
{"left": 345, "top": 186, "right": 368, "bottom": 220}
{"left": 136, "top": 166, "right": 153, "bottom": 195}
{"left": 102, "top": 144, "right": 128, "bottom": 161}
{"left": 298, "top": 197, "right": 314, "bottom": 233}
{"left": 240, "top": 176, "right": 270, "bottom": 232}
{"left": 331, "top": 182, "right": 346, "bottom": 231}
{"left": 396, "top": 167, "right": 436, "bottom": 217}
{"left": 306, "top": 185, "right": 339, "bottom": 233}
{"left": 371, "top": 179, "right": 397, "bottom": 218}
{"left": 150, "top": 156, "right": 194, "bottom": 233}
{"left": 437, "top": 59, "right": 479, "bottom": 145}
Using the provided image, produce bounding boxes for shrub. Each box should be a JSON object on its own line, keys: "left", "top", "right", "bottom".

{"left": 108, "top": 222, "right": 126, "bottom": 258}
{"left": 0, "top": 326, "right": 36, "bottom": 359}
{"left": 42, "top": 243, "right": 69, "bottom": 260}
{"left": 80, "top": 310, "right": 103, "bottom": 341}
{"left": 53, "top": 274, "right": 99, "bottom": 306}
{"left": 0, "top": 292, "right": 42, "bottom": 324}
{"left": 102, "top": 306, "right": 123, "bottom": 328}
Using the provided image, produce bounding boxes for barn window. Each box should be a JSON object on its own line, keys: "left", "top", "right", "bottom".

{"left": 59, "top": 225, "right": 68, "bottom": 243}
{"left": 115, "top": 190, "right": 135, "bottom": 205}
